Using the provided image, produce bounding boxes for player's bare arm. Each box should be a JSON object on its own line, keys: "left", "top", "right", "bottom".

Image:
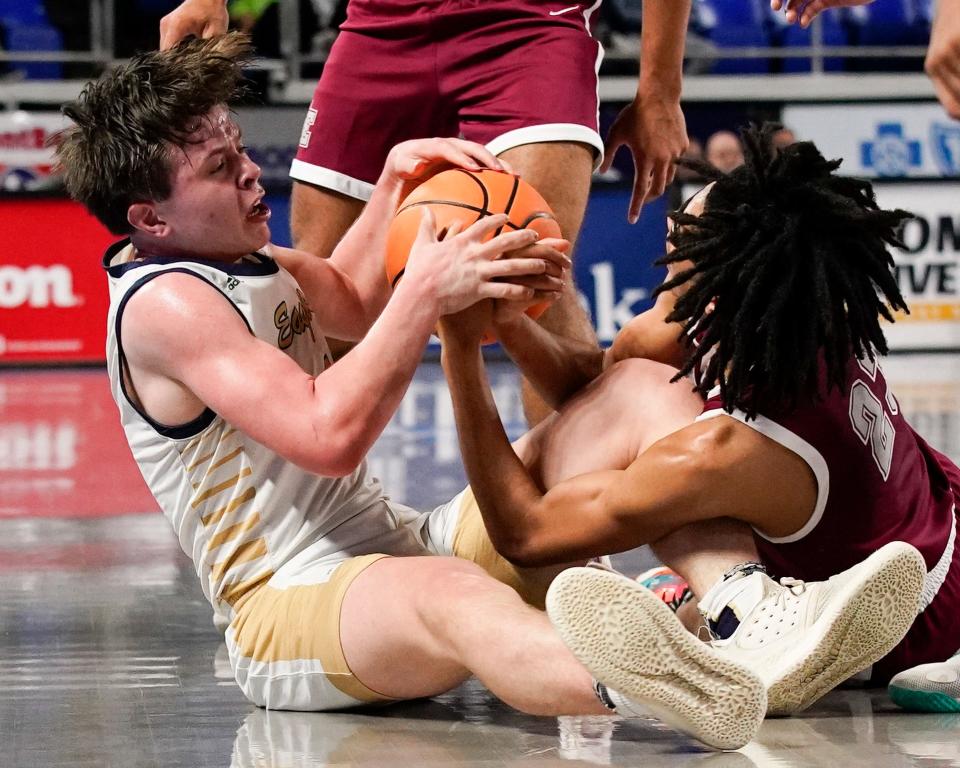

{"left": 607, "top": 284, "right": 688, "bottom": 368}
{"left": 601, "top": 0, "right": 691, "bottom": 222}
{"left": 121, "top": 213, "right": 556, "bottom": 476}
{"left": 159, "top": 0, "right": 228, "bottom": 50}
{"left": 440, "top": 310, "right": 816, "bottom": 566}
{"left": 926, "top": 0, "right": 960, "bottom": 119}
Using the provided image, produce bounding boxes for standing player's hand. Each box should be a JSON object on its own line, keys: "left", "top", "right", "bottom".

{"left": 405, "top": 210, "right": 564, "bottom": 316}
{"left": 926, "top": 0, "right": 960, "bottom": 119}
{"left": 159, "top": 0, "right": 229, "bottom": 50}
{"left": 602, "top": 94, "right": 688, "bottom": 223}
{"left": 384, "top": 138, "right": 514, "bottom": 199}
{"left": 770, "top": 0, "right": 873, "bottom": 28}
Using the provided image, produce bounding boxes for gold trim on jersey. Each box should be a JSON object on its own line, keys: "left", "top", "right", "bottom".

{"left": 191, "top": 466, "right": 253, "bottom": 508}
{"left": 212, "top": 537, "right": 269, "bottom": 584}
{"left": 202, "top": 486, "right": 257, "bottom": 527}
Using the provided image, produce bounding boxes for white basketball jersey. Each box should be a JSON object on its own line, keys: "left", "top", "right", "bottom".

{"left": 103, "top": 241, "right": 426, "bottom": 629}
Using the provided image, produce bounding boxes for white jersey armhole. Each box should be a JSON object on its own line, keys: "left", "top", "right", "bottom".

{"left": 695, "top": 406, "right": 830, "bottom": 544}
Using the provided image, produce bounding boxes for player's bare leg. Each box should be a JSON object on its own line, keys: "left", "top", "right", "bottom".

{"left": 290, "top": 180, "right": 367, "bottom": 357}
{"left": 498, "top": 142, "right": 598, "bottom": 426}
{"left": 340, "top": 554, "right": 765, "bottom": 748}
{"left": 339, "top": 555, "right": 607, "bottom": 713}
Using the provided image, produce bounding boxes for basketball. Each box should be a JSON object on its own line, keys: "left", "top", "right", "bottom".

{"left": 386, "top": 168, "right": 562, "bottom": 344}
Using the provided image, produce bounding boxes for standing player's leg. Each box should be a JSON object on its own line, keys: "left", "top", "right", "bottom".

{"left": 441, "top": 4, "right": 605, "bottom": 425}
{"left": 288, "top": 19, "right": 454, "bottom": 355}
{"left": 498, "top": 141, "right": 599, "bottom": 425}
{"left": 290, "top": 183, "right": 365, "bottom": 261}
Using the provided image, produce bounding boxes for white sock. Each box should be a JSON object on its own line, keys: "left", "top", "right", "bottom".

{"left": 697, "top": 568, "right": 768, "bottom": 640}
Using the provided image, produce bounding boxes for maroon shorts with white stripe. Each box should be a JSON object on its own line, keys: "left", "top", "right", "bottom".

{"left": 291, "top": 0, "right": 604, "bottom": 200}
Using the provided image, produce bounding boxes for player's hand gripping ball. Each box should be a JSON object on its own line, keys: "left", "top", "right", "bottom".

{"left": 386, "top": 168, "right": 562, "bottom": 344}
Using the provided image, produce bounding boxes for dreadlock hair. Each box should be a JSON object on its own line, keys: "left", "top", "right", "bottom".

{"left": 658, "top": 122, "right": 910, "bottom": 419}
{"left": 53, "top": 32, "right": 253, "bottom": 235}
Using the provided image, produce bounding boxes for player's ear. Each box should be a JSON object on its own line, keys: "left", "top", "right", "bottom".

{"left": 128, "top": 202, "right": 168, "bottom": 237}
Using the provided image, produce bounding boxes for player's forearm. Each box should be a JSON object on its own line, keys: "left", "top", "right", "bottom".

{"left": 440, "top": 340, "right": 551, "bottom": 559}
{"left": 306, "top": 277, "right": 441, "bottom": 473}
{"left": 494, "top": 314, "right": 604, "bottom": 409}
{"left": 638, "top": 0, "right": 691, "bottom": 100}
{"left": 327, "top": 173, "right": 405, "bottom": 328}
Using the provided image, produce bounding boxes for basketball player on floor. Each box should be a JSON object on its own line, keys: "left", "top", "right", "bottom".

{"left": 55, "top": 35, "right": 773, "bottom": 750}
{"left": 158, "top": 0, "right": 691, "bottom": 424}
{"left": 437, "top": 124, "right": 956, "bottom": 716}
{"left": 771, "top": 0, "right": 960, "bottom": 710}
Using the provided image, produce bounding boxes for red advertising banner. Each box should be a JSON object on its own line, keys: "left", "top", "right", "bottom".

{"left": 0, "top": 369, "right": 160, "bottom": 518}
{"left": 1, "top": 197, "right": 117, "bottom": 364}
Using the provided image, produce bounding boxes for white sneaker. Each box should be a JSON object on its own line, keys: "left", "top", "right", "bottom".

{"left": 546, "top": 566, "right": 767, "bottom": 751}
{"left": 701, "top": 541, "right": 926, "bottom": 716}
{"left": 888, "top": 652, "right": 960, "bottom": 713}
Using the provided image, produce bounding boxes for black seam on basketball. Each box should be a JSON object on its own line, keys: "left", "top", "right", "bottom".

{"left": 518, "top": 212, "right": 556, "bottom": 229}
{"left": 391, "top": 267, "right": 405, "bottom": 289}
{"left": 495, "top": 175, "right": 521, "bottom": 237}
{"left": 396, "top": 200, "right": 488, "bottom": 219}
{"left": 454, "top": 168, "right": 491, "bottom": 220}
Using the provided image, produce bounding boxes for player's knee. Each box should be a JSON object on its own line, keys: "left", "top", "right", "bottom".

{"left": 418, "top": 559, "right": 518, "bottom": 627}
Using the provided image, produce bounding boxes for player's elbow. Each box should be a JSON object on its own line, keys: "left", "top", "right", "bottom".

{"left": 492, "top": 526, "right": 558, "bottom": 568}
{"left": 298, "top": 425, "right": 368, "bottom": 477}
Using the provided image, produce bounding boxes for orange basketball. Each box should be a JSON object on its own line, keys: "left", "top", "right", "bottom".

{"left": 386, "top": 168, "right": 562, "bottom": 344}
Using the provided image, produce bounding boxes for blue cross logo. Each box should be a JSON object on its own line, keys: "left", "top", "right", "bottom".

{"left": 861, "top": 123, "right": 922, "bottom": 177}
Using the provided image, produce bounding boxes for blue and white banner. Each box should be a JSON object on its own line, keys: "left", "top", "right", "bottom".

{"left": 782, "top": 103, "right": 960, "bottom": 179}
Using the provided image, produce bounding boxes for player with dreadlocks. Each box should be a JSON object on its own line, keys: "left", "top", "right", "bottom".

{"left": 438, "top": 123, "right": 959, "bottom": 717}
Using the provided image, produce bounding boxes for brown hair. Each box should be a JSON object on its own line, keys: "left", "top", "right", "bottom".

{"left": 54, "top": 32, "right": 253, "bottom": 234}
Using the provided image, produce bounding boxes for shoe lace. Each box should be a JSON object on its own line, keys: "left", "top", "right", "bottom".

{"left": 777, "top": 576, "right": 807, "bottom": 603}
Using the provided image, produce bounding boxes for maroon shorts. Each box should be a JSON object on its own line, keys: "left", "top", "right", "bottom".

{"left": 291, "top": 0, "right": 604, "bottom": 200}
{"left": 872, "top": 462, "right": 960, "bottom": 683}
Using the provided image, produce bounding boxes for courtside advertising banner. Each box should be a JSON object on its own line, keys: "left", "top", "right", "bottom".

{"left": 0, "top": 110, "right": 69, "bottom": 191}
{"left": 876, "top": 182, "right": 960, "bottom": 350}
{"left": 782, "top": 102, "right": 960, "bottom": 179}
{"left": 0, "top": 198, "right": 116, "bottom": 364}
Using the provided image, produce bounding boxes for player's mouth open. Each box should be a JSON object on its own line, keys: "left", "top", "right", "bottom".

{"left": 247, "top": 199, "right": 271, "bottom": 221}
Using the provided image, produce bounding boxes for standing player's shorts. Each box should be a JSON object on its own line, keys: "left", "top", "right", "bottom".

{"left": 292, "top": 0, "right": 605, "bottom": 200}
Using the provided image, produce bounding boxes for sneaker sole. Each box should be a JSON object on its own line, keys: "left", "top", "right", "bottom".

{"left": 888, "top": 685, "right": 960, "bottom": 713}
{"left": 546, "top": 567, "right": 766, "bottom": 751}
{"left": 765, "top": 542, "right": 926, "bottom": 716}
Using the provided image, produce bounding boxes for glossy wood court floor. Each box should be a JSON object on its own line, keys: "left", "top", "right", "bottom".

{"left": 2, "top": 356, "right": 959, "bottom": 767}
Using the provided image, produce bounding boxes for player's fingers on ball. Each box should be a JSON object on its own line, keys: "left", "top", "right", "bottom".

{"left": 483, "top": 257, "right": 549, "bottom": 279}
{"left": 464, "top": 213, "right": 509, "bottom": 241}
{"left": 482, "top": 228, "right": 539, "bottom": 257}
{"left": 506, "top": 274, "right": 564, "bottom": 291}
{"left": 482, "top": 282, "right": 537, "bottom": 302}
{"left": 770, "top": 0, "right": 783, "bottom": 10}
{"left": 535, "top": 237, "right": 572, "bottom": 257}
{"left": 414, "top": 208, "right": 438, "bottom": 243}
{"left": 438, "top": 219, "right": 464, "bottom": 241}
{"left": 451, "top": 139, "right": 503, "bottom": 171}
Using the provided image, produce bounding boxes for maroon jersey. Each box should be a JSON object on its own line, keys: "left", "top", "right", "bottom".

{"left": 699, "top": 356, "right": 960, "bottom": 681}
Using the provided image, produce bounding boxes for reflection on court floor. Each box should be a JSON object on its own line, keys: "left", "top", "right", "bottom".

{"left": 2, "top": 357, "right": 959, "bottom": 767}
